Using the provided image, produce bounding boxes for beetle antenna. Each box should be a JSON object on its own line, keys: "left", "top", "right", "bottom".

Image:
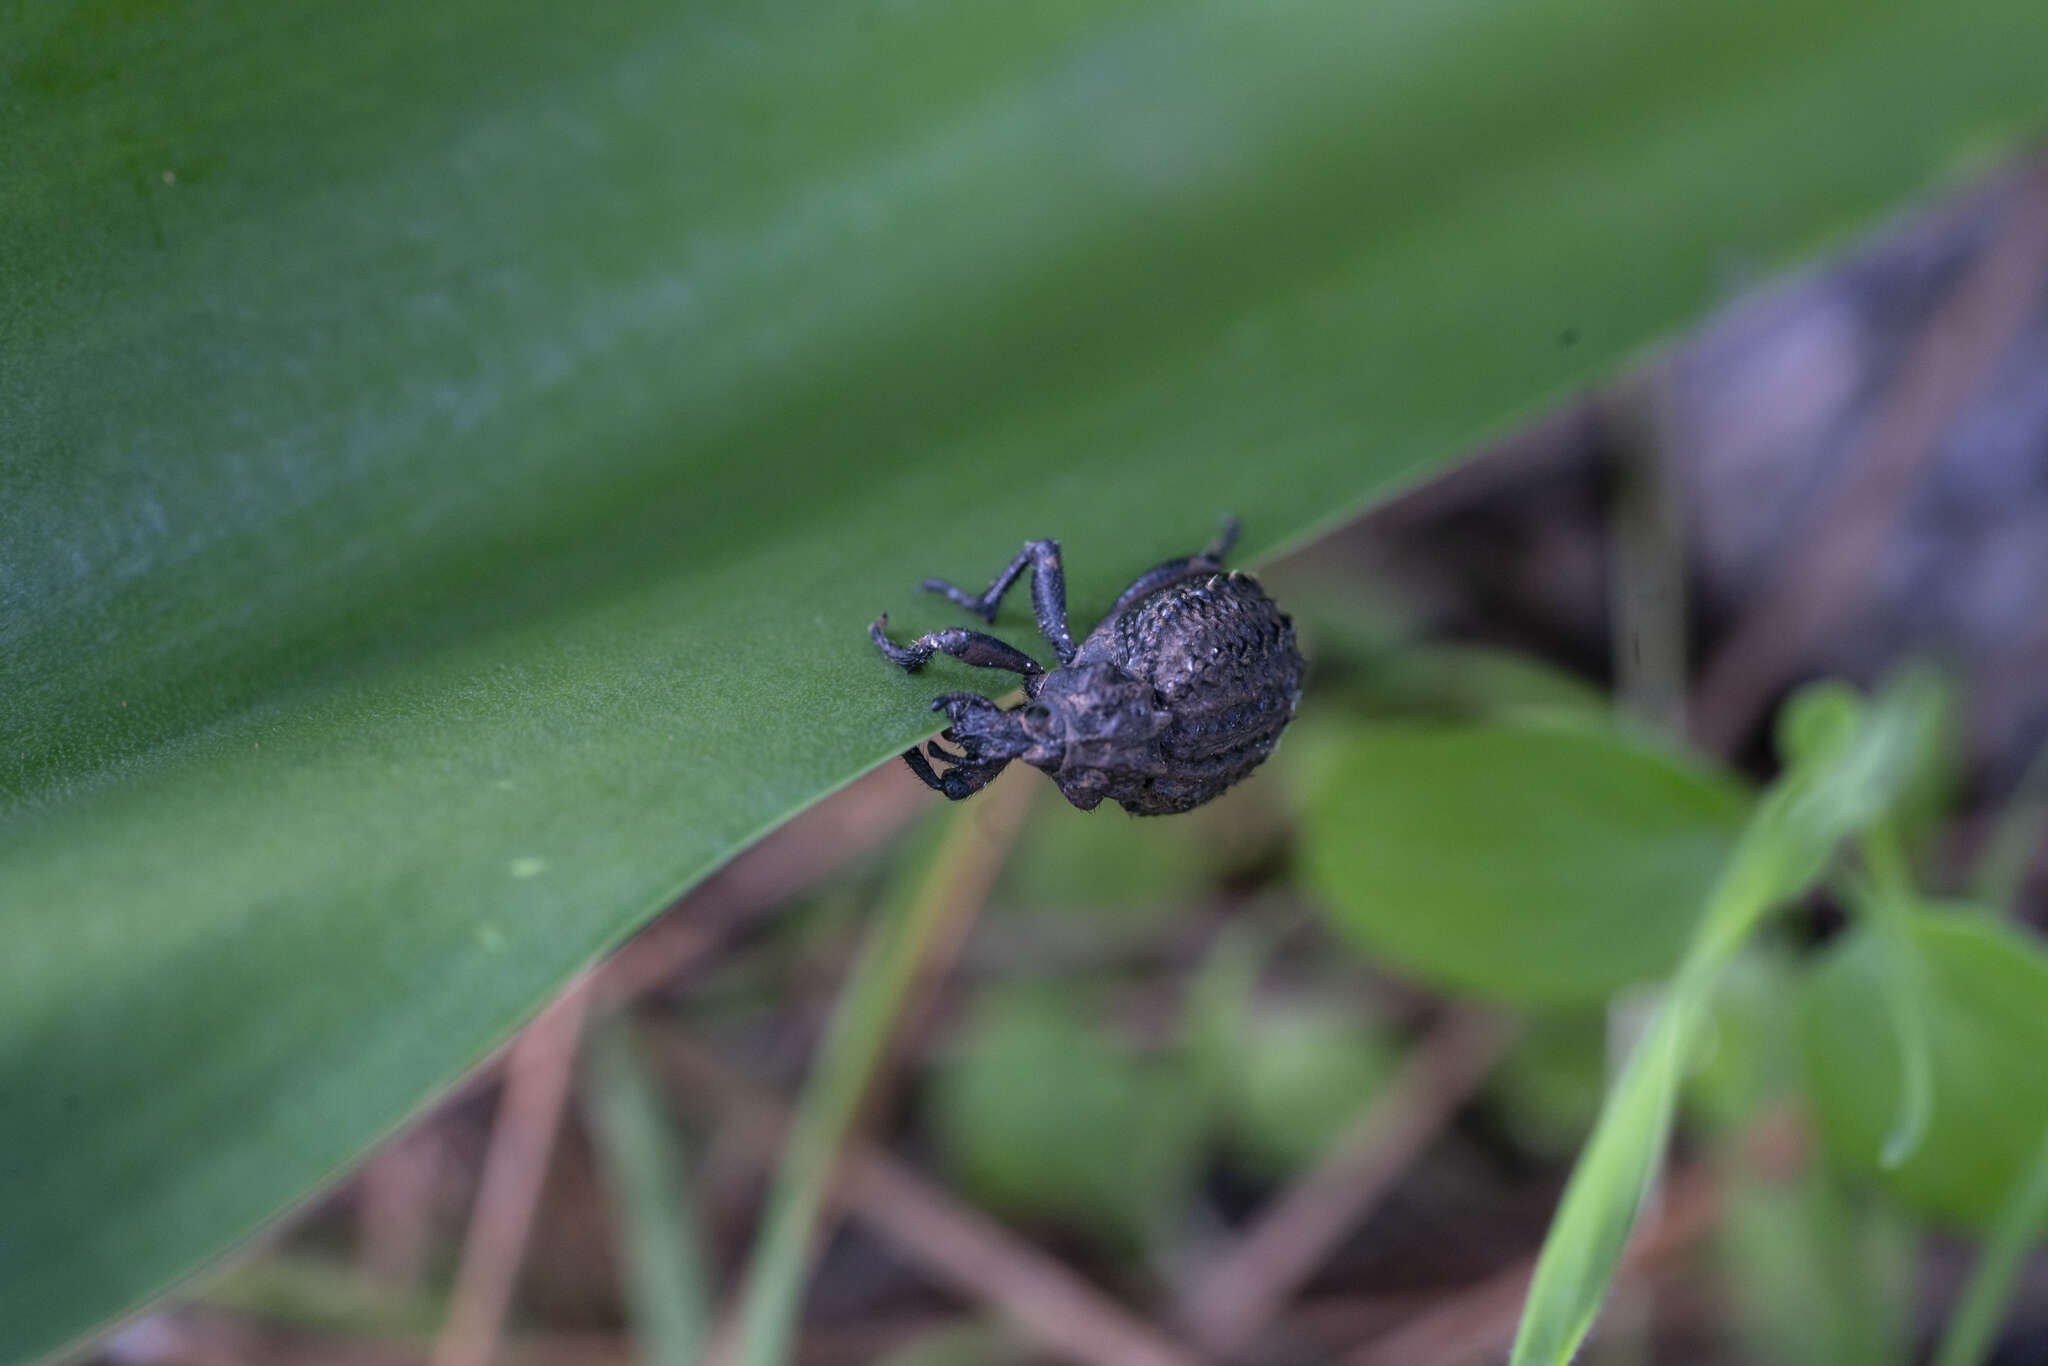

{"left": 1207, "top": 517, "right": 1242, "bottom": 561}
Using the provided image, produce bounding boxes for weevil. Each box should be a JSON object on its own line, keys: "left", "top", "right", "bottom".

{"left": 870, "top": 520, "right": 1303, "bottom": 815}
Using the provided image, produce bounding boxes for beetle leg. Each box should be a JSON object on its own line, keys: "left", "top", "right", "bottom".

{"left": 1103, "top": 516, "right": 1244, "bottom": 619}
{"left": 899, "top": 740, "right": 1009, "bottom": 801}
{"left": 870, "top": 618, "right": 1044, "bottom": 677}
{"left": 899, "top": 746, "right": 947, "bottom": 792}
{"left": 920, "top": 539, "right": 1076, "bottom": 665}
{"left": 926, "top": 691, "right": 1029, "bottom": 764}
{"left": 936, "top": 757, "right": 1010, "bottom": 801}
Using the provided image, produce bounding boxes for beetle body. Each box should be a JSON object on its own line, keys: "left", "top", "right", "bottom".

{"left": 871, "top": 522, "right": 1303, "bottom": 815}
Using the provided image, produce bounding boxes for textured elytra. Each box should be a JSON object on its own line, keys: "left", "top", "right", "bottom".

{"left": 870, "top": 522, "right": 1303, "bottom": 815}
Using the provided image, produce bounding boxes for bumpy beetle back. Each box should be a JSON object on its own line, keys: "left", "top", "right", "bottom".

{"left": 1079, "top": 570, "right": 1303, "bottom": 814}
{"left": 870, "top": 521, "right": 1304, "bottom": 815}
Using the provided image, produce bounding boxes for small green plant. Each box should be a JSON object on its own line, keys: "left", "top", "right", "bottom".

{"left": 1290, "top": 662, "right": 2048, "bottom": 1364}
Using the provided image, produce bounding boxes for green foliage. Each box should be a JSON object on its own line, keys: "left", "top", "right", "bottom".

{"left": 582, "top": 1018, "right": 713, "bottom": 1366}
{"left": 1801, "top": 913, "right": 2048, "bottom": 1229}
{"left": 1508, "top": 674, "right": 1942, "bottom": 1366}
{"left": 1299, "top": 721, "right": 1748, "bottom": 1005}
{"left": 1489, "top": 1014, "right": 1611, "bottom": 1160}
{"left": 1849, "top": 828, "right": 1938, "bottom": 1169}
{"left": 1683, "top": 953, "right": 1798, "bottom": 1132}
{"left": 1931, "top": 1123, "right": 2048, "bottom": 1366}
{"left": 1718, "top": 1168, "right": 1914, "bottom": 1366}
{"left": 1178, "top": 933, "right": 1405, "bottom": 1181}
{"left": 1686, "top": 956, "right": 1917, "bottom": 1366}
{"left": 932, "top": 988, "right": 1206, "bottom": 1248}
{"left": 996, "top": 787, "right": 1214, "bottom": 919}
{"left": 1220, "top": 1003, "right": 1400, "bottom": 1177}
{"left": 9, "top": 0, "right": 2048, "bottom": 1357}
{"left": 1311, "top": 631, "right": 1615, "bottom": 725}
{"left": 189, "top": 1256, "right": 444, "bottom": 1341}
{"left": 934, "top": 958, "right": 1397, "bottom": 1237}
{"left": 736, "top": 799, "right": 1006, "bottom": 1366}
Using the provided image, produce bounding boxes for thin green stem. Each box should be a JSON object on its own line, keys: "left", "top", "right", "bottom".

{"left": 1852, "top": 827, "right": 1935, "bottom": 1169}
{"left": 1931, "top": 1122, "right": 2048, "bottom": 1366}
{"left": 583, "top": 1015, "right": 713, "bottom": 1366}
{"left": 733, "top": 781, "right": 1031, "bottom": 1366}
{"left": 1509, "top": 673, "right": 1941, "bottom": 1366}
{"left": 1969, "top": 738, "right": 2048, "bottom": 912}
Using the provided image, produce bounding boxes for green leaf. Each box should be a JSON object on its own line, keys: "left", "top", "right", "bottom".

{"left": 931, "top": 988, "right": 1204, "bottom": 1248}
{"left": 1299, "top": 722, "right": 1748, "bottom": 1005}
{"left": 1221, "top": 1002, "right": 1400, "bottom": 1177}
{"left": 1802, "top": 913, "right": 2048, "bottom": 1228}
{"left": 1509, "top": 671, "right": 1939, "bottom": 1366}
{"left": 1848, "top": 829, "right": 1937, "bottom": 1169}
{"left": 8, "top": 1, "right": 2048, "bottom": 1358}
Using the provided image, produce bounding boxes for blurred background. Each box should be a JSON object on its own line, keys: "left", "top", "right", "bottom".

{"left": 82, "top": 153, "right": 2048, "bottom": 1366}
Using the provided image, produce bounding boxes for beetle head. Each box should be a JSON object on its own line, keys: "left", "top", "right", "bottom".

{"left": 1016, "top": 663, "right": 1169, "bottom": 800}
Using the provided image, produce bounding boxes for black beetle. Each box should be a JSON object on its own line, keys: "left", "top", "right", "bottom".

{"left": 870, "top": 520, "right": 1303, "bottom": 815}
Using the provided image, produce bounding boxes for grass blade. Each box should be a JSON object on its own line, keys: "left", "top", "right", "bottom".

{"left": 1851, "top": 828, "right": 1936, "bottom": 1169}
{"left": 583, "top": 1015, "right": 714, "bottom": 1366}
{"left": 734, "top": 780, "right": 1031, "bottom": 1366}
{"left": 1931, "top": 1123, "right": 2048, "bottom": 1366}
{"left": 1509, "top": 674, "right": 1940, "bottom": 1365}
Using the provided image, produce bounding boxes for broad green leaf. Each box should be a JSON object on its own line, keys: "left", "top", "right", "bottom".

{"left": 1299, "top": 722, "right": 1747, "bottom": 1005}
{"left": 1801, "top": 913, "right": 2048, "bottom": 1229}
{"left": 7, "top": 1, "right": 2048, "bottom": 1358}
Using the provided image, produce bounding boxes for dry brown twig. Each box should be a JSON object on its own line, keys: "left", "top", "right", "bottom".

{"left": 700, "top": 770, "right": 1039, "bottom": 1365}
{"left": 120, "top": 1311, "right": 637, "bottom": 1366}
{"left": 1174, "top": 1009, "right": 1516, "bottom": 1358}
{"left": 652, "top": 1029, "right": 1212, "bottom": 1366}
{"left": 432, "top": 978, "right": 595, "bottom": 1366}
{"left": 1691, "top": 157, "right": 2048, "bottom": 755}
{"left": 356, "top": 1131, "right": 448, "bottom": 1291}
